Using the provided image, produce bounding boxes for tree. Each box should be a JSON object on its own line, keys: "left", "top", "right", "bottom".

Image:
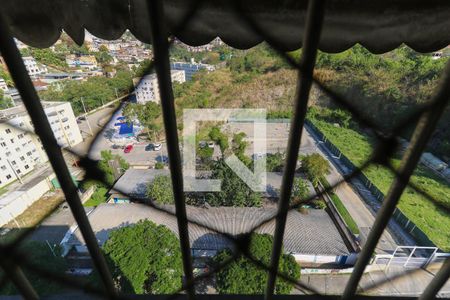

{"left": 123, "top": 102, "right": 162, "bottom": 140}
{"left": 232, "top": 132, "right": 251, "bottom": 166}
{"left": 209, "top": 126, "right": 229, "bottom": 153}
{"left": 0, "top": 90, "right": 13, "bottom": 109}
{"left": 103, "top": 220, "right": 183, "bottom": 294}
{"left": 214, "top": 234, "right": 300, "bottom": 294}
{"left": 301, "top": 154, "right": 330, "bottom": 186}
{"left": 0, "top": 242, "right": 67, "bottom": 295}
{"left": 202, "top": 159, "right": 262, "bottom": 207}
{"left": 266, "top": 152, "right": 285, "bottom": 172}
{"left": 291, "top": 177, "right": 309, "bottom": 203}
{"left": 146, "top": 175, "right": 174, "bottom": 205}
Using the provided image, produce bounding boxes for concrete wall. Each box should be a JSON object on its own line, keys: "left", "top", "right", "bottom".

{"left": 0, "top": 175, "right": 54, "bottom": 226}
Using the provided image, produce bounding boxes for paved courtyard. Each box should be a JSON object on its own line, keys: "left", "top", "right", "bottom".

{"left": 68, "top": 203, "right": 349, "bottom": 255}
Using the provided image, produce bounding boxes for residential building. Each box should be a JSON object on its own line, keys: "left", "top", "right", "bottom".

{"left": 65, "top": 54, "right": 98, "bottom": 70}
{"left": 0, "top": 102, "right": 82, "bottom": 188}
{"left": 170, "top": 60, "right": 215, "bottom": 80}
{"left": 22, "top": 56, "right": 47, "bottom": 77}
{"left": 0, "top": 79, "right": 8, "bottom": 92}
{"left": 133, "top": 70, "right": 185, "bottom": 104}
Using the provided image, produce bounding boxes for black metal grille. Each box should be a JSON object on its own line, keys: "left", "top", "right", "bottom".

{"left": 0, "top": 0, "right": 449, "bottom": 299}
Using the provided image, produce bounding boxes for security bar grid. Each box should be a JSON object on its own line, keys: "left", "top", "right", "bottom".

{"left": 0, "top": 0, "right": 449, "bottom": 299}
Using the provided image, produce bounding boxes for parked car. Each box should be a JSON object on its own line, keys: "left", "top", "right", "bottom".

{"left": 124, "top": 145, "right": 133, "bottom": 153}
{"left": 199, "top": 141, "right": 207, "bottom": 148}
{"left": 207, "top": 141, "right": 215, "bottom": 149}
{"left": 153, "top": 143, "right": 162, "bottom": 151}
{"left": 145, "top": 144, "right": 153, "bottom": 151}
{"left": 78, "top": 116, "right": 86, "bottom": 120}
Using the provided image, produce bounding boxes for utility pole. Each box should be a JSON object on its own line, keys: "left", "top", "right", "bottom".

{"left": 80, "top": 97, "right": 93, "bottom": 136}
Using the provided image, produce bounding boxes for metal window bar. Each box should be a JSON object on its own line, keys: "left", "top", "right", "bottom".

{"left": 147, "top": 0, "right": 195, "bottom": 299}
{"left": 265, "top": 0, "right": 325, "bottom": 299}
{"left": 0, "top": 0, "right": 448, "bottom": 298}
{"left": 0, "top": 13, "right": 117, "bottom": 298}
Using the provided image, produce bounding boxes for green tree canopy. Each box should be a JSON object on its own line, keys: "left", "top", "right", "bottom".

{"left": 301, "top": 154, "right": 330, "bottom": 187}
{"left": 103, "top": 220, "right": 183, "bottom": 294}
{"left": 146, "top": 175, "right": 174, "bottom": 204}
{"left": 291, "top": 177, "right": 309, "bottom": 203}
{"left": 214, "top": 233, "right": 300, "bottom": 294}
{"left": 209, "top": 126, "right": 229, "bottom": 153}
{"left": 123, "top": 102, "right": 162, "bottom": 140}
{"left": 202, "top": 159, "right": 262, "bottom": 207}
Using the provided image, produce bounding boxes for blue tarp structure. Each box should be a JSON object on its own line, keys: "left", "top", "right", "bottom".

{"left": 116, "top": 116, "right": 126, "bottom": 120}
{"left": 119, "top": 123, "right": 133, "bottom": 135}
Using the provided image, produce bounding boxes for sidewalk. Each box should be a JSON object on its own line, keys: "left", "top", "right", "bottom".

{"left": 297, "top": 264, "right": 450, "bottom": 297}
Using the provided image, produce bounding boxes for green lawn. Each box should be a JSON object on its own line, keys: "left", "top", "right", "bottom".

{"left": 320, "top": 177, "right": 360, "bottom": 235}
{"left": 313, "top": 119, "right": 450, "bottom": 251}
{"left": 83, "top": 187, "right": 108, "bottom": 207}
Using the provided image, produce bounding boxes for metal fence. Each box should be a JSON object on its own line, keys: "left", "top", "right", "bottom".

{"left": 0, "top": 0, "right": 449, "bottom": 299}
{"left": 305, "top": 120, "right": 437, "bottom": 248}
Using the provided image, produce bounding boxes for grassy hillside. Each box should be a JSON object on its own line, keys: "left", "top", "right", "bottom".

{"left": 313, "top": 118, "right": 450, "bottom": 251}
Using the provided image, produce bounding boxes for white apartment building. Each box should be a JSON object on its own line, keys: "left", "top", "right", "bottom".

{"left": 134, "top": 70, "right": 185, "bottom": 104}
{"left": 0, "top": 79, "right": 8, "bottom": 92}
{"left": 22, "top": 56, "right": 47, "bottom": 77}
{"left": 0, "top": 102, "right": 82, "bottom": 188}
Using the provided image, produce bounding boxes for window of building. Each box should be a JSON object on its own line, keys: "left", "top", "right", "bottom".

{"left": 16, "top": 169, "right": 21, "bottom": 174}
{"left": 24, "top": 165, "right": 29, "bottom": 169}
{"left": 6, "top": 174, "right": 11, "bottom": 179}
{"left": 6, "top": 152, "right": 11, "bottom": 157}
{"left": 18, "top": 134, "right": 24, "bottom": 139}
{"left": 15, "top": 148, "right": 20, "bottom": 152}
{"left": 5, "top": 128, "right": 11, "bottom": 134}
{"left": 0, "top": 142, "right": 6, "bottom": 147}
{"left": 26, "top": 151, "right": 32, "bottom": 156}
{"left": 20, "top": 156, "right": 25, "bottom": 161}
{"left": 10, "top": 139, "right": 14, "bottom": 143}
{"left": 11, "top": 160, "right": 16, "bottom": 165}
{"left": 1, "top": 165, "right": 6, "bottom": 170}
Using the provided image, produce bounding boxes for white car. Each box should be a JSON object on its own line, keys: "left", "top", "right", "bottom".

{"left": 153, "top": 143, "right": 162, "bottom": 151}
{"left": 207, "top": 141, "right": 215, "bottom": 148}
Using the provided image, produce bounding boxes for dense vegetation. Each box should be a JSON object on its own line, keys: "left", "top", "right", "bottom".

{"left": 310, "top": 108, "right": 449, "bottom": 249}
{"left": 123, "top": 101, "right": 162, "bottom": 140}
{"left": 146, "top": 175, "right": 173, "bottom": 205}
{"left": 0, "top": 242, "right": 67, "bottom": 295}
{"left": 214, "top": 233, "right": 300, "bottom": 294}
{"left": 0, "top": 89, "right": 13, "bottom": 109}
{"left": 21, "top": 48, "right": 67, "bottom": 69}
{"left": 103, "top": 220, "right": 182, "bottom": 294}
{"left": 300, "top": 153, "right": 331, "bottom": 187}
{"left": 40, "top": 70, "right": 133, "bottom": 115}
{"left": 187, "top": 159, "right": 262, "bottom": 207}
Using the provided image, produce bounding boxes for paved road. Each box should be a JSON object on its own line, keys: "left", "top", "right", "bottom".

{"left": 28, "top": 205, "right": 94, "bottom": 245}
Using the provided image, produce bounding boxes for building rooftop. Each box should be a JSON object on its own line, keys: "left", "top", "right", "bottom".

{"left": 110, "top": 168, "right": 170, "bottom": 197}
{"left": 68, "top": 203, "right": 349, "bottom": 256}
{"left": 0, "top": 101, "right": 66, "bottom": 121}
